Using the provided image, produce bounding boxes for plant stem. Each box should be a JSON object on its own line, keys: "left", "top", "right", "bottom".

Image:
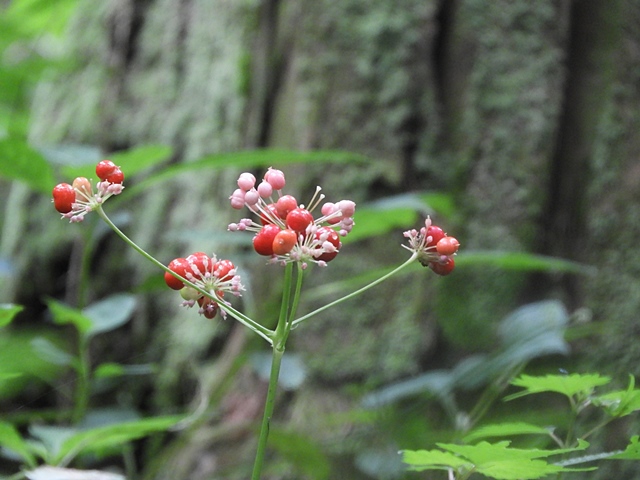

{"left": 291, "top": 253, "right": 418, "bottom": 327}
{"left": 251, "top": 345, "right": 284, "bottom": 480}
{"left": 251, "top": 263, "right": 296, "bottom": 480}
{"left": 95, "top": 207, "right": 274, "bottom": 342}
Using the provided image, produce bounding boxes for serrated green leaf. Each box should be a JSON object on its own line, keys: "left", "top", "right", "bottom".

{"left": 0, "top": 421, "right": 38, "bottom": 467}
{"left": 0, "top": 138, "right": 56, "bottom": 193}
{"left": 506, "top": 374, "right": 611, "bottom": 402}
{"left": 593, "top": 376, "right": 640, "bottom": 417}
{"left": 402, "top": 448, "right": 472, "bottom": 472}
{"left": 0, "top": 304, "right": 23, "bottom": 328}
{"left": 463, "top": 422, "right": 552, "bottom": 443}
{"left": 82, "top": 294, "right": 137, "bottom": 338}
{"left": 46, "top": 299, "right": 92, "bottom": 335}
{"left": 609, "top": 436, "right": 640, "bottom": 460}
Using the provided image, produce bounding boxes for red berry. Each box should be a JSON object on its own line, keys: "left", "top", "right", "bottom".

{"left": 272, "top": 229, "right": 297, "bottom": 255}
{"left": 52, "top": 183, "right": 76, "bottom": 214}
{"left": 436, "top": 236, "right": 460, "bottom": 256}
{"left": 165, "top": 257, "right": 189, "bottom": 290}
{"left": 430, "top": 257, "right": 455, "bottom": 276}
{"left": 286, "top": 207, "right": 314, "bottom": 234}
{"left": 96, "top": 160, "right": 117, "bottom": 180}
{"left": 198, "top": 297, "right": 219, "bottom": 319}
{"left": 275, "top": 195, "right": 298, "bottom": 218}
{"left": 253, "top": 224, "right": 280, "bottom": 256}
{"left": 426, "top": 225, "right": 446, "bottom": 248}
{"left": 260, "top": 203, "right": 281, "bottom": 225}
{"left": 187, "top": 252, "right": 211, "bottom": 277}
{"left": 105, "top": 167, "right": 124, "bottom": 184}
{"left": 315, "top": 226, "right": 340, "bottom": 262}
{"left": 214, "top": 259, "right": 235, "bottom": 282}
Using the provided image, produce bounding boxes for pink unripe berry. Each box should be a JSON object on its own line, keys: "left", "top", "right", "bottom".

{"left": 230, "top": 188, "right": 246, "bottom": 209}
{"left": 244, "top": 188, "right": 260, "bottom": 206}
{"left": 257, "top": 180, "right": 273, "bottom": 198}
{"left": 264, "top": 167, "right": 286, "bottom": 190}
{"left": 237, "top": 172, "right": 256, "bottom": 191}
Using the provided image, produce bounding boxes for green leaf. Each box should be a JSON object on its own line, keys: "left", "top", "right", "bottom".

{"left": 93, "top": 363, "right": 155, "bottom": 378}
{"left": 28, "top": 425, "right": 77, "bottom": 464}
{"left": 609, "top": 436, "right": 640, "bottom": 460}
{"left": 402, "top": 448, "right": 472, "bottom": 472}
{"left": 463, "top": 422, "right": 552, "bottom": 443}
{"left": 45, "top": 299, "right": 92, "bottom": 335}
{"left": 455, "top": 250, "right": 594, "bottom": 274}
{"left": 0, "top": 304, "right": 23, "bottom": 328}
{"left": 0, "top": 138, "right": 56, "bottom": 193}
{"left": 506, "top": 373, "right": 611, "bottom": 402}
{"left": 53, "top": 415, "right": 184, "bottom": 464}
{"left": 593, "top": 376, "right": 640, "bottom": 417}
{"left": 61, "top": 144, "right": 172, "bottom": 180}
{"left": 122, "top": 149, "right": 367, "bottom": 199}
{"left": 31, "top": 337, "right": 75, "bottom": 367}
{"left": 0, "top": 421, "right": 38, "bottom": 467}
{"left": 82, "top": 294, "right": 137, "bottom": 338}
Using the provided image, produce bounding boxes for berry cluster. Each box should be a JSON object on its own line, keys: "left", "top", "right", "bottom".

{"left": 228, "top": 167, "right": 356, "bottom": 268}
{"left": 52, "top": 160, "right": 125, "bottom": 222}
{"left": 403, "top": 217, "right": 460, "bottom": 275}
{"left": 164, "top": 252, "right": 243, "bottom": 319}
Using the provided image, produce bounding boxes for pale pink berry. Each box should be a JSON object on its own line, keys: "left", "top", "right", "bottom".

{"left": 337, "top": 200, "right": 356, "bottom": 218}
{"left": 230, "top": 188, "right": 246, "bottom": 209}
{"left": 244, "top": 188, "right": 260, "bottom": 206}
{"left": 264, "top": 167, "right": 286, "bottom": 190}
{"left": 237, "top": 173, "right": 256, "bottom": 191}
{"left": 257, "top": 180, "right": 273, "bottom": 198}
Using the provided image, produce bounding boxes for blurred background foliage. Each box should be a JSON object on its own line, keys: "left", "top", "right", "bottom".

{"left": 1, "top": 0, "right": 640, "bottom": 478}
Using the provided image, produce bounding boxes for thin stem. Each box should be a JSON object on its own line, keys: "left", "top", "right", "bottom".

{"left": 72, "top": 335, "right": 91, "bottom": 423}
{"left": 251, "top": 263, "right": 296, "bottom": 480}
{"left": 95, "top": 207, "right": 274, "bottom": 342}
{"left": 291, "top": 253, "right": 418, "bottom": 327}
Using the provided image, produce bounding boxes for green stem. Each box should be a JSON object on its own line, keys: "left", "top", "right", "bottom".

{"left": 251, "top": 263, "right": 297, "bottom": 480}
{"left": 72, "top": 336, "right": 91, "bottom": 423}
{"left": 291, "top": 253, "right": 418, "bottom": 328}
{"left": 251, "top": 345, "right": 284, "bottom": 480}
{"left": 95, "top": 207, "right": 274, "bottom": 343}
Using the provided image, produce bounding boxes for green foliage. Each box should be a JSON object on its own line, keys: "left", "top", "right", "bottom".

{"left": 506, "top": 373, "right": 611, "bottom": 402}
{"left": 0, "top": 303, "right": 22, "bottom": 328}
{"left": 0, "top": 138, "right": 56, "bottom": 193}
{"left": 402, "top": 441, "right": 593, "bottom": 479}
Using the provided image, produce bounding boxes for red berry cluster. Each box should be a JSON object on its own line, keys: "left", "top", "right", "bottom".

{"left": 403, "top": 218, "right": 460, "bottom": 276}
{"left": 164, "top": 252, "right": 243, "bottom": 319}
{"left": 52, "top": 160, "right": 125, "bottom": 222}
{"left": 228, "top": 167, "right": 355, "bottom": 268}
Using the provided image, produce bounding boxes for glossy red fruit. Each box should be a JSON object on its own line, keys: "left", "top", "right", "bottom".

{"left": 272, "top": 229, "right": 297, "bottom": 255}
{"left": 286, "top": 207, "right": 314, "bottom": 234}
{"left": 52, "top": 183, "right": 76, "bottom": 213}
{"left": 165, "top": 257, "right": 190, "bottom": 290}
{"left": 105, "top": 167, "right": 124, "bottom": 184}
{"left": 315, "top": 226, "right": 340, "bottom": 262}
{"left": 275, "top": 195, "right": 298, "bottom": 218}
{"left": 260, "top": 203, "right": 281, "bottom": 225}
{"left": 430, "top": 257, "right": 455, "bottom": 276}
{"left": 253, "top": 224, "right": 280, "bottom": 256}
{"left": 214, "top": 259, "right": 235, "bottom": 282}
{"left": 187, "top": 252, "right": 211, "bottom": 277}
{"left": 426, "top": 225, "right": 445, "bottom": 248}
{"left": 96, "top": 160, "right": 117, "bottom": 180}
{"left": 436, "top": 236, "right": 460, "bottom": 256}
